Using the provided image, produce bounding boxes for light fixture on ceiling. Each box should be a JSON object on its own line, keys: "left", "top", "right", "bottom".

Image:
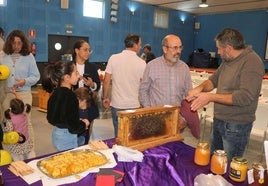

{"left": 199, "top": 0, "right": 208, "bottom": 8}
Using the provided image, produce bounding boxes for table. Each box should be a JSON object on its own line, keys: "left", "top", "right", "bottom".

{"left": 251, "top": 97, "right": 268, "bottom": 140}
{"left": 0, "top": 139, "right": 248, "bottom": 186}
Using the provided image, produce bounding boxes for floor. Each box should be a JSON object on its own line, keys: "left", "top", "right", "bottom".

{"left": 31, "top": 106, "right": 266, "bottom": 169}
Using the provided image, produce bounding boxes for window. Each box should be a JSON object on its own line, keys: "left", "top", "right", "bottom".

{"left": 83, "top": 0, "right": 104, "bottom": 19}
{"left": 0, "top": 0, "right": 7, "bottom": 6}
{"left": 154, "top": 9, "right": 169, "bottom": 29}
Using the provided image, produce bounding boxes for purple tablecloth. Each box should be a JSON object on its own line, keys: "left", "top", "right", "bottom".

{"left": 0, "top": 139, "right": 248, "bottom": 186}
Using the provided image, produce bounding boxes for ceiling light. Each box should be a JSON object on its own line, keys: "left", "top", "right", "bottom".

{"left": 199, "top": 0, "right": 208, "bottom": 8}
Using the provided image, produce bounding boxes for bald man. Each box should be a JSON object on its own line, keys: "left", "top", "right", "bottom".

{"left": 139, "top": 34, "right": 193, "bottom": 133}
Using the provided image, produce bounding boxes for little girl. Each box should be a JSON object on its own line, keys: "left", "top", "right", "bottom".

{"left": 42, "top": 60, "right": 90, "bottom": 151}
{"left": 1, "top": 98, "right": 34, "bottom": 160}
{"left": 74, "top": 87, "right": 98, "bottom": 145}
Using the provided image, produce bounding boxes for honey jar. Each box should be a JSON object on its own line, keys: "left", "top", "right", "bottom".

{"left": 194, "top": 142, "right": 210, "bottom": 166}
{"left": 229, "top": 157, "right": 248, "bottom": 182}
{"left": 210, "top": 150, "right": 227, "bottom": 175}
{"left": 251, "top": 162, "right": 268, "bottom": 185}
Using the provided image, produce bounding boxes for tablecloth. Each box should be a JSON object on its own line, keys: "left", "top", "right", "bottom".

{"left": 0, "top": 139, "right": 248, "bottom": 186}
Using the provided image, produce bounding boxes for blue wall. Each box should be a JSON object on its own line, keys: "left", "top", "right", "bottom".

{"left": 195, "top": 10, "right": 268, "bottom": 68}
{"left": 0, "top": 0, "right": 267, "bottom": 69}
{"left": 0, "top": 0, "right": 195, "bottom": 63}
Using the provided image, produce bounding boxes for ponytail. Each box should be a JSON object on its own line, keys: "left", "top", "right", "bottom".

{"left": 42, "top": 60, "right": 75, "bottom": 93}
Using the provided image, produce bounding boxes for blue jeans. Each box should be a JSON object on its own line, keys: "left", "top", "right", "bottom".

{"left": 111, "top": 106, "right": 138, "bottom": 138}
{"left": 52, "top": 127, "right": 78, "bottom": 151}
{"left": 77, "top": 135, "right": 85, "bottom": 146}
{"left": 211, "top": 118, "right": 252, "bottom": 162}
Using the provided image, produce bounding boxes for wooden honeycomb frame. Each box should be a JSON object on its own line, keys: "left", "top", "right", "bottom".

{"left": 116, "top": 106, "right": 183, "bottom": 151}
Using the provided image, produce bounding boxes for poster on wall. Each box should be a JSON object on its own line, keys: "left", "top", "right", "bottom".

{"left": 266, "top": 33, "right": 268, "bottom": 60}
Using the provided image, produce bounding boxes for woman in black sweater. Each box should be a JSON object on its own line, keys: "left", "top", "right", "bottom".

{"left": 42, "top": 61, "right": 89, "bottom": 151}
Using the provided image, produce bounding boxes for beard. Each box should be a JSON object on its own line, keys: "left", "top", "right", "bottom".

{"left": 221, "top": 53, "right": 233, "bottom": 62}
{"left": 169, "top": 53, "right": 181, "bottom": 63}
{"left": 222, "top": 57, "right": 232, "bottom": 62}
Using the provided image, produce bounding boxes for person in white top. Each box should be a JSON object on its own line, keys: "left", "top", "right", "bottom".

{"left": 72, "top": 40, "right": 100, "bottom": 144}
{"left": 102, "top": 34, "right": 146, "bottom": 137}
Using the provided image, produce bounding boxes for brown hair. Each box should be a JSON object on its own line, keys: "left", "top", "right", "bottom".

{"left": 4, "top": 98, "right": 31, "bottom": 119}
{"left": 74, "top": 87, "right": 98, "bottom": 108}
{"left": 124, "top": 34, "right": 141, "bottom": 48}
{"left": 3, "top": 30, "right": 31, "bottom": 55}
{"left": 42, "top": 60, "right": 75, "bottom": 93}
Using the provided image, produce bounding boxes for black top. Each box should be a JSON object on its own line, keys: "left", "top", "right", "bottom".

{"left": 73, "top": 61, "right": 101, "bottom": 91}
{"left": 146, "top": 51, "right": 156, "bottom": 63}
{"left": 47, "top": 87, "right": 86, "bottom": 134}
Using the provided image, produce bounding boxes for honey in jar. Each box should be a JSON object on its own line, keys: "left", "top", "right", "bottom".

{"left": 210, "top": 150, "right": 227, "bottom": 175}
{"left": 194, "top": 142, "right": 210, "bottom": 166}
{"left": 251, "top": 162, "right": 268, "bottom": 185}
{"left": 229, "top": 157, "right": 248, "bottom": 182}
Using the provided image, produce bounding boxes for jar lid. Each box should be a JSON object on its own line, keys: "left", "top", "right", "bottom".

{"left": 213, "top": 150, "right": 226, "bottom": 156}
{"left": 197, "top": 142, "right": 209, "bottom": 148}
{"left": 232, "top": 157, "right": 247, "bottom": 164}
{"left": 252, "top": 162, "right": 266, "bottom": 170}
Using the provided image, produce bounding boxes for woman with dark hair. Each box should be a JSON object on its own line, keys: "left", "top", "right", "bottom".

{"left": 72, "top": 40, "right": 100, "bottom": 143}
{"left": 42, "top": 60, "right": 90, "bottom": 151}
{"left": 1, "top": 29, "right": 40, "bottom": 158}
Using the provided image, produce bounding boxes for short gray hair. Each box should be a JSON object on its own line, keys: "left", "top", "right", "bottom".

{"left": 215, "top": 28, "right": 246, "bottom": 50}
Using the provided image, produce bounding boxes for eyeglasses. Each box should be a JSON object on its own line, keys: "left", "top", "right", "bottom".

{"left": 165, "top": 45, "right": 183, "bottom": 51}
{"left": 79, "top": 48, "right": 92, "bottom": 54}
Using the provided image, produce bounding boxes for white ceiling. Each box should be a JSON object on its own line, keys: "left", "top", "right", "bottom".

{"left": 132, "top": 0, "right": 268, "bottom": 15}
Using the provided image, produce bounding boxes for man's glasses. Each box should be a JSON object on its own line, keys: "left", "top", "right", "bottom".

{"left": 165, "top": 45, "right": 183, "bottom": 51}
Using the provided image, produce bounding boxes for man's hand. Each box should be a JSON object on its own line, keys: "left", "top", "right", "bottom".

{"left": 102, "top": 98, "right": 110, "bottom": 109}
{"left": 189, "top": 92, "right": 212, "bottom": 111}
{"left": 186, "top": 88, "right": 200, "bottom": 102}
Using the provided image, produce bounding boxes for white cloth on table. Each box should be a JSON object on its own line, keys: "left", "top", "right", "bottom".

{"left": 112, "top": 144, "right": 144, "bottom": 162}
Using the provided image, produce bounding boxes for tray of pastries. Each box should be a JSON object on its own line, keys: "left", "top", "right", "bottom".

{"left": 37, "top": 149, "right": 108, "bottom": 178}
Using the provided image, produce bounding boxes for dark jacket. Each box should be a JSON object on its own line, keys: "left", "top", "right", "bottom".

{"left": 146, "top": 51, "right": 156, "bottom": 63}
{"left": 73, "top": 61, "right": 101, "bottom": 91}
{"left": 74, "top": 61, "right": 100, "bottom": 120}
{"left": 47, "top": 87, "right": 86, "bottom": 134}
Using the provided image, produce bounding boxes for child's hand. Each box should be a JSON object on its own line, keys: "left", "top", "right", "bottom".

{"left": 10, "top": 87, "right": 19, "bottom": 98}
{"left": 10, "top": 87, "right": 16, "bottom": 94}
{"left": 81, "top": 119, "right": 90, "bottom": 129}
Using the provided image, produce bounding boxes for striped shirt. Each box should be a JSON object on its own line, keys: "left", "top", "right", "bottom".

{"left": 139, "top": 55, "right": 192, "bottom": 107}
